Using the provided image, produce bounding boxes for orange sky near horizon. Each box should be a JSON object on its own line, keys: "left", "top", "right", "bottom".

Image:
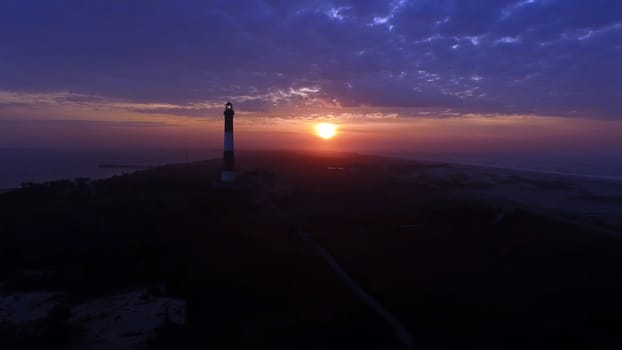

{"left": 1, "top": 103, "right": 622, "bottom": 158}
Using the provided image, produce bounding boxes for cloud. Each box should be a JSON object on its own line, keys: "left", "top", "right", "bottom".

{"left": 0, "top": 90, "right": 221, "bottom": 114}
{"left": 0, "top": 0, "right": 620, "bottom": 118}
{"left": 0, "top": 118, "right": 174, "bottom": 128}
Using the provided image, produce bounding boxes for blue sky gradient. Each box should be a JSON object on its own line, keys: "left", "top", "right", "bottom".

{"left": 1, "top": 0, "right": 621, "bottom": 118}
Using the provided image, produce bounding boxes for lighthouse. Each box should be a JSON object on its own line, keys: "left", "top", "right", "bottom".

{"left": 221, "top": 101, "right": 236, "bottom": 182}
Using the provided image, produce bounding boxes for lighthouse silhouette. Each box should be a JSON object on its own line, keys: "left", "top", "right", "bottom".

{"left": 221, "top": 101, "right": 236, "bottom": 182}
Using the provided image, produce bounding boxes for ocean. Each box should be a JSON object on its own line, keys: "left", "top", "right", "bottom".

{"left": 0, "top": 148, "right": 219, "bottom": 189}
{"left": 1, "top": 148, "right": 621, "bottom": 189}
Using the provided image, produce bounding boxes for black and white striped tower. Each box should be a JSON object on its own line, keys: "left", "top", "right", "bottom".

{"left": 221, "top": 101, "right": 236, "bottom": 182}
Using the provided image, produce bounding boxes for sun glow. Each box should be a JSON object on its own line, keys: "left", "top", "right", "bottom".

{"left": 315, "top": 123, "right": 337, "bottom": 139}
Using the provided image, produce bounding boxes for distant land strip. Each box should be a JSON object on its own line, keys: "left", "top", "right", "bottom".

{"left": 98, "top": 164, "right": 154, "bottom": 170}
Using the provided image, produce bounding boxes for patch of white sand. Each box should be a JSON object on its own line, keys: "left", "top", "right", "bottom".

{"left": 1, "top": 289, "right": 186, "bottom": 349}
{"left": 71, "top": 290, "right": 186, "bottom": 349}
{"left": 0, "top": 291, "right": 58, "bottom": 323}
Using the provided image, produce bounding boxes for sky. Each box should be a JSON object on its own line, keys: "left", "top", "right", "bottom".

{"left": 1, "top": 0, "right": 622, "bottom": 167}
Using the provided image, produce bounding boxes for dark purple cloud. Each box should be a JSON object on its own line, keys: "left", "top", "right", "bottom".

{"left": 0, "top": 0, "right": 621, "bottom": 117}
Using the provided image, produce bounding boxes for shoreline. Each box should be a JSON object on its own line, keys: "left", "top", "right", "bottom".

{"left": 370, "top": 152, "right": 622, "bottom": 183}
{"left": 3, "top": 150, "right": 622, "bottom": 191}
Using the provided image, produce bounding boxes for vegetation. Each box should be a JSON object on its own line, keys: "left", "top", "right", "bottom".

{"left": 1, "top": 152, "right": 621, "bottom": 349}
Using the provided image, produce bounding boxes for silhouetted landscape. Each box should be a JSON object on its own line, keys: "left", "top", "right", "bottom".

{"left": 2, "top": 1, "right": 622, "bottom": 348}
{"left": 2, "top": 151, "right": 622, "bottom": 349}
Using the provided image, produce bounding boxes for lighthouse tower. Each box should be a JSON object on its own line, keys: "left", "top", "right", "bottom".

{"left": 221, "top": 101, "right": 236, "bottom": 182}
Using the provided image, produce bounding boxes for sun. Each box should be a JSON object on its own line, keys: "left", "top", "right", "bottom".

{"left": 315, "top": 123, "right": 337, "bottom": 140}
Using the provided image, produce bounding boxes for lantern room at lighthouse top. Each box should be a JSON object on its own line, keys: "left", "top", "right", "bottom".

{"left": 224, "top": 101, "right": 234, "bottom": 116}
